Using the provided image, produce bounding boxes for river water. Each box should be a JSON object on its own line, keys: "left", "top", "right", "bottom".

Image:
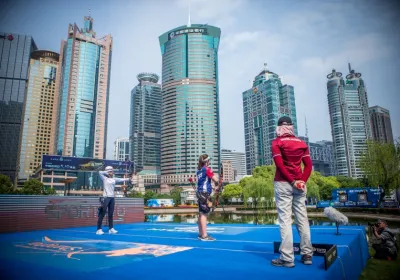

{"left": 145, "top": 213, "right": 400, "bottom": 232}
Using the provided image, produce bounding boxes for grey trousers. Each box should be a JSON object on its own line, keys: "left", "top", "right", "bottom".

{"left": 274, "top": 181, "right": 313, "bottom": 262}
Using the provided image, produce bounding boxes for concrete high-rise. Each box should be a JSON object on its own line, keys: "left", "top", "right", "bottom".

{"left": 17, "top": 50, "right": 60, "bottom": 180}
{"left": 326, "top": 64, "right": 371, "bottom": 178}
{"left": 221, "top": 149, "right": 246, "bottom": 180}
{"left": 113, "top": 137, "right": 130, "bottom": 161}
{"left": 221, "top": 160, "right": 235, "bottom": 183}
{"left": 158, "top": 24, "right": 221, "bottom": 185}
{"left": 0, "top": 33, "right": 37, "bottom": 182}
{"left": 130, "top": 73, "right": 161, "bottom": 173}
{"left": 243, "top": 66, "right": 298, "bottom": 175}
{"left": 55, "top": 16, "right": 112, "bottom": 159}
{"left": 369, "top": 106, "right": 394, "bottom": 144}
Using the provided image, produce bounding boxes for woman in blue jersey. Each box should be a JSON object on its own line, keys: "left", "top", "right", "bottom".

{"left": 196, "top": 154, "right": 219, "bottom": 241}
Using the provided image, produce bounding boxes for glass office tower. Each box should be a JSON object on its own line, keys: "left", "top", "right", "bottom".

{"left": 56, "top": 16, "right": 112, "bottom": 159}
{"left": 243, "top": 68, "right": 298, "bottom": 175}
{"left": 158, "top": 24, "right": 221, "bottom": 185}
{"left": 130, "top": 73, "right": 161, "bottom": 173}
{"left": 17, "top": 50, "right": 60, "bottom": 180}
{"left": 326, "top": 65, "right": 371, "bottom": 178}
{"left": 0, "top": 33, "right": 37, "bottom": 182}
{"left": 114, "top": 137, "right": 130, "bottom": 161}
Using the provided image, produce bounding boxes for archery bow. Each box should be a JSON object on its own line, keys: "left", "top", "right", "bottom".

{"left": 214, "top": 163, "right": 225, "bottom": 213}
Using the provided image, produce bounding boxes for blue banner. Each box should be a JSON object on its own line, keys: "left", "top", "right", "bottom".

{"left": 41, "top": 155, "right": 133, "bottom": 173}
{"left": 317, "top": 187, "right": 383, "bottom": 209}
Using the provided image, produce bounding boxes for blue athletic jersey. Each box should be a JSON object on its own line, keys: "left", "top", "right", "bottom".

{"left": 196, "top": 166, "right": 214, "bottom": 194}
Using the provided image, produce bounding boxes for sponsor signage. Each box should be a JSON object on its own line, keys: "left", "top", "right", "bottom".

{"left": 168, "top": 28, "right": 207, "bottom": 40}
{"left": 0, "top": 195, "right": 144, "bottom": 233}
{"left": 274, "top": 242, "right": 338, "bottom": 270}
{"left": 42, "top": 155, "right": 132, "bottom": 173}
{"left": 331, "top": 187, "right": 380, "bottom": 208}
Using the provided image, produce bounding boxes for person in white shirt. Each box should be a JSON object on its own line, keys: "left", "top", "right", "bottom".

{"left": 96, "top": 166, "right": 132, "bottom": 235}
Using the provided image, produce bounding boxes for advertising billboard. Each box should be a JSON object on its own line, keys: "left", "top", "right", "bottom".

{"left": 0, "top": 195, "right": 144, "bottom": 233}
{"left": 317, "top": 187, "right": 384, "bottom": 208}
{"left": 42, "top": 155, "right": 133, "bottom": 173}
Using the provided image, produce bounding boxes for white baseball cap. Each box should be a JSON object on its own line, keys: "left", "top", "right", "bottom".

{"left": 105, "top": 166, "right": 114, "bottom": 172}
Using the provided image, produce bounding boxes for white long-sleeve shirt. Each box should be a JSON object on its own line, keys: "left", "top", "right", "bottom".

{"left": 99, "top": 171, "right": 130, "bottom": 197}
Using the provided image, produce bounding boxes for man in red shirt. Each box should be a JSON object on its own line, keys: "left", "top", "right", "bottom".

{"left": 270, "top": 116, "right": 313, "bottom": 268}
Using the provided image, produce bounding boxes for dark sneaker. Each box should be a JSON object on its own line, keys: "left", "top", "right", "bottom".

{"left": 301, "top": 255, "right": 312, "bottom": 265}
{"left": 271, "top": 258, "right": 295, "bottom": 268}
{"left": 198, "top": 235, "right": 216, "bottom": 241}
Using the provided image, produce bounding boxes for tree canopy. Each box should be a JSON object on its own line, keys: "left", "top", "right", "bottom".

{"left": 227, "top": 164, "right": 368, "bottom": 206}
{"left": 0, "top": 174, "right": 14, "bottom": 194}
{"left": 222, "top": 184, "right": 243, "bottom": 201}
{"left": 359, "top": 138, "right": 400, "bottom": 193}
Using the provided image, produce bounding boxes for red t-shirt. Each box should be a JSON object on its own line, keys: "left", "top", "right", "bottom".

{"left": 271, "top": 135, "right": 312, "bottom": 183}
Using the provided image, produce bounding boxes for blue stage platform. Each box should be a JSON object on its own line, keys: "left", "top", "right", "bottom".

{"left": 0, "top": 223, "right": 369, "bottom": 280}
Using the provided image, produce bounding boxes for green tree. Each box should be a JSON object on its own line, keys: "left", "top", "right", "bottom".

{"left": 144, "top": 191, "right": 156, "bottom": 204}
{"left": 252, "top": 165, "right": 276, "bottom": 179}
{"left": 170, "top": 187, "right": 183, "bottom": 206}
{"left": 308, "top": 172, "right": 340, "bottom": 200}
{"left": 128, "top": 190, "right": 144, "bottom": 198}
{"left": 42, "top": 186, "right": 57, "bottom": 195}
{"left": 156, "top": 193, "right": 173, "bottom": 199}
{"left": 0, "top": 174, "right": 14, "bottom": 194}
{"left": 222, "top": 184, "right": 243, "bottom": 201}
{"left": 239, "top": 165, "right": 276, "bottom": 208}
{"left": 304, "top": 177, "right": 320, "bottom": 200}
{"left": 359, "top": 139, "right": 400, "bottom": 194}
{"left": 242, "top": 177, "right": 274, "bottom": 208}
{"left": 336, "top": 175, "right": 362, "bottom": 188}
{"left": 22, "top": 179, "right": 45, "bottom": 195}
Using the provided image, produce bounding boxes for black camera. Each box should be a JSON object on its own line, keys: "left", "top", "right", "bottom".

{"left": 368, "top": 222, "right": 379, "bottom": 227}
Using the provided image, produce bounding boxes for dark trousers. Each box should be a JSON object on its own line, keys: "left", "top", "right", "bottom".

{"left": 97, "top": 197, "right": 115, "bottom": 230}
{"left": 373, "top": 244, "right": 397, "bottom": 260}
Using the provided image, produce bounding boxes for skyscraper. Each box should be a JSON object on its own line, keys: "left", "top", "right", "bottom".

{"left": 221, "top": 160, "right": 235, "bottom": 182}
{"left": 243, "top": 66, "right": 298, "bottom": 175}
{"left": 221, "top": 149, "right": 246, "bottom": 180}
{"left": 113, "top": 137, "right": 130, "bottom": 161}
{"left": 0, "top": 33, "right": 37, "bottom": 182}
{"left": 326, "top": 64, "right": 371, "bottom": 178}
{"left": 369, "top": 106, "right": 394, "bottom": 144}
{"left": 17, "top": 50, "right": 60, "bottom": 180}
{"left": 158, "top": 24, "right": 221, "bottom": 185}
{"left": 130, "top": 73, "right": 161, "bottom": 173}
{"left": 298, "top": 136, "right": 336, "bottom": 176}
{"left": 55, "top": 16, "right": 112, "bottom": 159}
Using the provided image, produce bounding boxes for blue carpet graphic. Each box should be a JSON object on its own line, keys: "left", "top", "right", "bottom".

{"left": 0, "top": 223, "right": 369, "bottom": 280}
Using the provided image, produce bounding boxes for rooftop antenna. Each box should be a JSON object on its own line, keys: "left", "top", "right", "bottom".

{"left": 88, "top": 5, "right": 91, "bottom": 17}
{"left": 348, "top": 62, "right": 352, "bottom": 73}
{"left": 305, "top": 115, "right": 308, "bottom": 138}
{"left": 187, "top": 2, "right": 191, "bottom": 27}
{"left": 264, "top": 62, "right": 269, "bottom": 80}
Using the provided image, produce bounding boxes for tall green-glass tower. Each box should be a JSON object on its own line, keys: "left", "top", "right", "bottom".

{"left": 159, "top": 24, "right": 221, "bottom": 185}
{"left": 242, "top": 67, "right": 298, "bottom": 174}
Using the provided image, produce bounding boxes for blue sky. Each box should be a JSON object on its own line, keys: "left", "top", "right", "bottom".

{"left": 1, "top": 0, "right": 399, "bottom": 159}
